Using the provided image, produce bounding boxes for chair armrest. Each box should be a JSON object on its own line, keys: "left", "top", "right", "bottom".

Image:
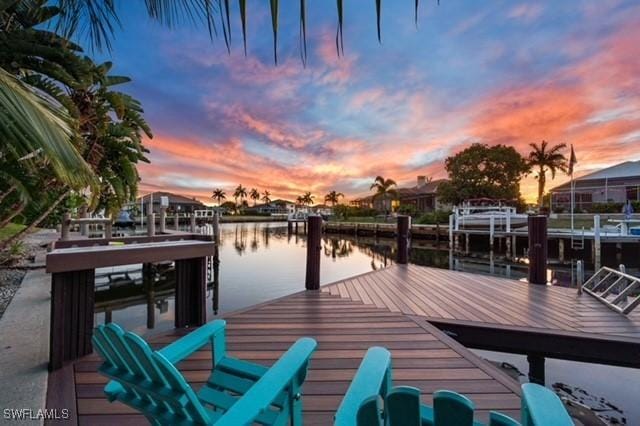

{"left": 159, "top": 320, "right": 226, "bottom": 364}
{"left": 334, "top": 347, "right": 392, "bottom": 426}
{"left": 215, "top": 337, "right": 317, "bottom": 426}
{"left": 521, "top": 383, "right": 573, "bottom": 426}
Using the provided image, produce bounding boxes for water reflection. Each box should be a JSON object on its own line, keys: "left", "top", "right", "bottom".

{"left": 94, "top": 222, "right": 636, "bottom": 335}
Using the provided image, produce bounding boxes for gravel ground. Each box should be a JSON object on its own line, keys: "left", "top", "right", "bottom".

{"left": 0, "top": 269, "right": 26, "bottom": 320}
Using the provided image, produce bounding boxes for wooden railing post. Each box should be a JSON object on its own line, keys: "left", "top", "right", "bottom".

{"left": 159, "top": 207, "right": 166, "bottom": 233}
{"left": 528, "top": 215, "right": 547, "bottom": 284}
{"left": 396, "top": 215, "right": 411, "bottom": 265}
{"left": 79, "top": 205, "right": 88, "bottom": 236}
{"left": 190, "top": 213, "right": 197, "bottom": 233}
{"left": 305, "top": 216, "right": 322, "bottom": 290}
{"left": 60, "top": 212, "right": 70, "bottom": 241}
{"left": 174, "top": 212, "right": 180, "bottom": 230}
{"left": 212, "top": 212, "right": 220, "bottom": 243}
{"left": 105, "top": 219, "right": 112, "bottom": 241}
{"left": 147, "top": 213, "right": 155, "bottom": 236}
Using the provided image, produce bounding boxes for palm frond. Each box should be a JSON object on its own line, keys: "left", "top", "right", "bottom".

{"left": 269, "top": 0, "right": 279, "bottom": 64}
{"left": 0, "top": 67, "right": 95, "bottom": 189}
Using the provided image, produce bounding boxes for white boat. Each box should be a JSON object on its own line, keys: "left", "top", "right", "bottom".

{"left": 454, "top": 199, "right": 528, "bottom": 229}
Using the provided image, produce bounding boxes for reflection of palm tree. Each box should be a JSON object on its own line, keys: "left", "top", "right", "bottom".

{"left": 370, "top": 176, "right": 398, "bottom": 214}
{"left": 528, "top": 141, "right": 568, "bottom": 207}
{"left": 251, "top": 224, "right": 259, "bottom": 251}
{"left": 250, "top": 188, "right": 260, "bottom": 206}
{"left": 234, "top": 224, "right": 247, "bottom": 255}
{"left": 212, "top": 188, "right": 226, "bottom": 206}
{"left": 261, "top": 190, "right": 272, "bottom": 204}
{"left": 325, "top": 190, "right": 344, "bottom": 206}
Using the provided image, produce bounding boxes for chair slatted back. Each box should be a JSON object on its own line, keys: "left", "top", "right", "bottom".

{"left": 93, "top": 323, "right": 210, "bottom": 424}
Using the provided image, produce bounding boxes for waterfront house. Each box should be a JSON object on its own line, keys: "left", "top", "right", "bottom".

{"left": 549, "top": 161, "right": 640, "bottom": 211}
{"left": 137, "top": 191, "right": 205, "bottom": 214}
{"left": 351, "top": 176, "right": 447, "bottom": 213}
{"left": 245, "top": 199, "right": 296, "bottom": 216}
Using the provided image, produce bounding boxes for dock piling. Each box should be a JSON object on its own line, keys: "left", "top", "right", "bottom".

{"left": 594, "top": 215, "right": 601, "bottom": 271}
{"left": 159, "top": 207, "right": 166, "bottom": 233}
{"left": 61, "top": 212, "right": 70, "bottom": 241}
{"left": 528, "top": 215, "right": 548, "bottom": 285}
{"left": 396, "top": 215, "right": 411, "bottom": 264}
{"left": 527, "top": 354, "right": 546, "bottom": 385}
{"left": 305, "top": 216, "right": 322, "bottom": 290}
{"left": 190, "top": 214, "right": 197, "bottom": 233}
{"left": 147, "top": 213, "right": 155, "bottom": 236}
{"left": 174, "top": 212, "right": 180, "bottom": 230}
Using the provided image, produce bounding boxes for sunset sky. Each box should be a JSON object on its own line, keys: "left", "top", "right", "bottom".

{"left": 96, "top": 0, "right": 640, "bottom": 204}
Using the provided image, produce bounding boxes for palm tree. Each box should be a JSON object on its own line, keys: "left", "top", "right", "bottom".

{"left": 212, "top": 188, "right": 226, "bottom": 206}
{"left": 249, "top": 188, "right": 260, "bottom": 206}
{"left": 324, "top": 190, "right": 344, "bottom": 206}
{"left": 261, "top": 190, "right": 272, "bottom": 204}
{"left": 528, "top": 141, "right": 568, "bottom": 207}
{"left": 233, "top": 184, "right": 247, "bottom": 207}
{"left": 370, "top": 176, "right": 398, "bottom": 214}
{"left": 296, "top": 195, "right": 304, "bottom": 206}
{"left": 301, "top": 192, "right": 314, "bottom": 206}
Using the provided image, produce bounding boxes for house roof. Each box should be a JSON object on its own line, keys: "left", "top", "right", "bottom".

{"left": 137, "top": 191, "right": 205, "bottom": 206}
{"left": 550, "top": 161, "right": 640, "bottom": 192}
{"left": 397, "top": 179, "right": 446, "bottom": 197}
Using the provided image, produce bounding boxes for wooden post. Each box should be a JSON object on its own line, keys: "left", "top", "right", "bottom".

{"left": 287, "top": 220, "right": 293, "bottom": 234}
{"left": 143, "top": 263, "right": 155, "bottom": 329}
{"left": 489, "top": 215, "right": 495, "bottom": 250}
{"left": 213, "top": 212, "right": 220, "bottom": 243}
{"left": 527, "top": 354, "right": 546, "bottom": 385}
{"left": 558, "top": 238, "right": 565, "bottom": 262}
{"left": 105, "top": 219, "right": 112, "bottom": 241}
{"left": 576, "top": 260, "right": 584, "bottom": 294}
{"left": 506, "top": 234, "right": 512, "bottom": 260}
{"left": 396, "top": 215, "right": 411, "bottom": 265}
{"left": 594, "top": 215, "right": 601, "bottom": 271}
{"left": 449, "top": 214, "right": 454, "bottom": 249}
{"left": 465, "top": 232, "right": 470, "bottom": 255}
{"left": 512, "top": 235, "right": 517, "bottom": 257}
{"left": 305, "top": 216, "right": 322, "bottom": 290}
{"left": 79, "top": 205, "right": 88, "bottom": 236}
{"left": 159, "top": 207, "right": 166, "bottom": 233}
{"left": 435, "top": 223, "right": 440, "bottom": 246}
{"left": 174, "top": 212, "right": 180, "bottom": 230}
{"left": 528, "top": 215, "right": 548, "bottom": 285}
{"left": 49, "top": 269, "right": 96, "bottom": 370}
{"left": 190, "top": 214, "right": 197, "bottom": 233}
{"left": 147, "top": 213, "right": 155, "bottom": 236}
{"left": 174, "top": 257, "right": 207, "bottom": 328}
{"left": 61, "top": 212, "right": 70, "bottom": 241}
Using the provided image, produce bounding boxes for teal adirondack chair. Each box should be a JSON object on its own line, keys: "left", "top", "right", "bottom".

{"left": 92, "top": 320, "right": 317, "bottom": 425}
{"left": 335, "top": 347, "right": 574, "bottom": 426}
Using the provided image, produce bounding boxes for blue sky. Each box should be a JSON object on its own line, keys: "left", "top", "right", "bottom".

{"left": 89, "top": 0, "right": 640, "bottom": 203}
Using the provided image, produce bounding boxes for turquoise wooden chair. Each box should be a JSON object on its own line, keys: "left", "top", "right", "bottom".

{"left": 92, "top": 320, "right": 317, "bottom": 425}
{"left": 335, "top": 347, "right": 574, "bottom": 426}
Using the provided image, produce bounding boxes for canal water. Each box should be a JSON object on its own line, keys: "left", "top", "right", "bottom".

{"left": 95, "top": 222, "right": 639, "bottom": 424}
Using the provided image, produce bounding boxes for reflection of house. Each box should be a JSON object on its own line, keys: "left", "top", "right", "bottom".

{"left": 246, "top": 199, "right": 296, "bottom": 215}
{"left": 137, "top": 191, "right": 205, "bottom": 214}
{"left": 350, "top": 176, "right": 447, "bottom": 213}
{"left": 550, "top": 161, "right": 640, "bottom": 210}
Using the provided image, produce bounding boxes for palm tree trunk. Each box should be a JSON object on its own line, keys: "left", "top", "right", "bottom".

{"left": 0, "top": 185, "right": 16, "bottom": 204}
{"left": 0, "top": 202, "right": 26, "bottom": 229}
{"left": 0, "top": 190, "right": 69, "bottom": 250}
{"left": 537, "top": 168, "right": 546, "bottom": 207}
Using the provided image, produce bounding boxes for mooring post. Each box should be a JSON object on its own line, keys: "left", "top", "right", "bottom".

{"left": 489, "top": 215, "right": 495, "bottom": 250}
{"left": 449, "top": 214, "right": 454, "bottom": 249}
{"left": 212, "top": 212, "right": 220, "bottom": 243}
{"left": 174, "top": 257, "right": 206, "bottom": 328}
{"left": 594, "top": 214, "right": 601, "bottom": 271}
{"left": 159, "top": 207, "right": 166, "bottom": 233}
{"left": 305, "top": 215, "right": 322, "bottom": 290}
{"left": 558, "top": 238, "right": 565, "bottom": 262}
{"left": 190, "top": 214, "right": 197, "bottom": 233}
{"left": 506, "top": 234, "right": 512, "bottom": 260}
{"left": 147, "top": 213, "right": 155, "bottom": 237}
{"left": 396, "top": 215, "right": 411, "bottom": 265}
{"left": 527, "top": 354, "right": 546, "bottom": 385}
{"left": 61, "top": 212, "right": 70, "bottom": 241}
{"left": 79, "top": 205, "right": 88, "bottom": 236}
{"left": 528, "top": 215, "right": 548, "bottom": 285}
{"left": 105, "top": 218, "right": 112, "bottom": 241}
{"left": 174, "top": 212, "right": 180, "bottom": 231}
{"left": 436, "top": 223, "right": 440, "bottom": 246}
{"left": 465, "top": 232, "right": 470, "bottom": 255}
{"left": 287, "top": 220, "right": 293, "bottom": 234}
{"left": 576, "top": 260, "right": 584, "bottom": 293}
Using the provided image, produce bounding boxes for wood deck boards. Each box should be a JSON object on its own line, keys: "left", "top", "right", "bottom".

{"left": 46, "top": 291, "right": 522, "bottom": 425}
{"left": 324, "top": 265, "right": 640, "bottom": 340}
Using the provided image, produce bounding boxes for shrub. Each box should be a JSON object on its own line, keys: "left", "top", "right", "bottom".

{"left": 416, "top": 209, "right": 452, "bottom": 224}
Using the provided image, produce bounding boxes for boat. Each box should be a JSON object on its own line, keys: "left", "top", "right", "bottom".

{"left": 454, "top": 199, "right": 528, "bottom": 229}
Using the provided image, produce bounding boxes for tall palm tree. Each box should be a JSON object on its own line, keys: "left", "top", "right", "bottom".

{"left": 324, "top": 190, "right": 344, "bottom": 206}
{"left": 296, "top": 195, "right": 304, "bottom": 206}
{"left": 370, "top": 176, "right": 398, "bottom": 213}
{"left": 233, "top": 184, "right": 247, "bottom": 207}
{"left": 301, "top": 192, "right": 314, "bottom": 206}
{"left": 212, "top": 188, "right": 226, "bottom": 206}
{"left": 528, "top": 141, "right": 568, "bottom": 207}
{"left": 249, "top": 188, "right": 260, "bottom": 206}
{"left": 261, "top": 190, "right": 272, "bottom": 204}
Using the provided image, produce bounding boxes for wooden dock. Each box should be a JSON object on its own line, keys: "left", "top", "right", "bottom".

{"left": 46, "top": 289, "right": 522, "bottom": 425}
{"left": 46, "top": 264, "right": 640, "bottom": 424}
